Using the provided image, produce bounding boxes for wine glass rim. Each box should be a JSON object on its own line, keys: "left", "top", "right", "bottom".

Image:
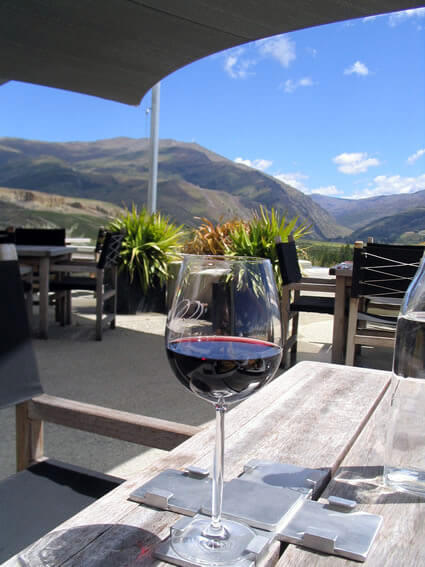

{"left": 182, "top": 254, "right": 271, "bottom": 264}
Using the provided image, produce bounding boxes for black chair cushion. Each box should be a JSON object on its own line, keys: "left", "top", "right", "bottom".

{"left": 50, "top": 277, "right": 97, "bottom": 292}
{"left": 291, "top": 295, "right": 335, "bottom": 314}
{"left": 0, "top": 459, "right": 123, "bottom": 562}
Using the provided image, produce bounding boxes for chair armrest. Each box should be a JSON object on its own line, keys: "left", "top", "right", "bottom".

{"left": 292, "top": 281, "right": 336, "bottom": 293}
{"left": 50, "top": 263, "right": 98, "bottom": 273}
{"left": 300, "top": 277, "right": 336, "bottom": 284}
{"left": 28, "top": 394, "right": 201, "bottom": 451}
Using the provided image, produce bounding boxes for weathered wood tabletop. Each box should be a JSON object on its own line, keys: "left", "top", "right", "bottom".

{"left": 6, "top": 361, "right": 423, "bottom": 567}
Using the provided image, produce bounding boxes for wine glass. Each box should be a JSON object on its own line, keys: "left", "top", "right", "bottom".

{"left": 165, "top": 254, "right": 282, "bottom": 565}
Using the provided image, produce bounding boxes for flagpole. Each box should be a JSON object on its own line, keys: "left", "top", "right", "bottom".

{"left": 147, "top": 82, "right": 160, "bottom": 213}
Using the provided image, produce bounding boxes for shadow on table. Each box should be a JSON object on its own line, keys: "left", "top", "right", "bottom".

{"left": 329, "top": 465, "right": 424, "bottom": 504}
{"left": 14, "top": 524, "right": 161, "bottom": 566}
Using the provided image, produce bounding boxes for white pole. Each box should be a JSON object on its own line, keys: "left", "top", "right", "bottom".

{"left": 147, "top": 82, "right": 160, "bottom": 213}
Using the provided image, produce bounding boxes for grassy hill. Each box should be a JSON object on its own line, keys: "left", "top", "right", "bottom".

{"left": 0, "top": 187, "right": 123, "bottom": 240}
{"left": 349, "top": 208, "right": 425, "bottom": 244}
{"left": 0, "top": 137, "right": 350, "bottom": 240}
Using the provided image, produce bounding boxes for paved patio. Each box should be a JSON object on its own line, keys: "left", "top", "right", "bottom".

{"left": 0, "top": 291, "right": 393, "bottom": 482}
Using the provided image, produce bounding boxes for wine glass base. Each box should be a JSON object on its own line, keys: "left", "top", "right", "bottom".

{"left": 170, "top": 516, "right": 257, "bottom": 566}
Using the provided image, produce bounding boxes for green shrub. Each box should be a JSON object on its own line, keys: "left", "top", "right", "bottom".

{"left": 185, "top": 207, "right": 310, "bottom": 289}
{"left": 303, "top": 242, "right": 353, "bottom": 267}
{"left": 109, "top": 205, "right": 186, "bottom": 293}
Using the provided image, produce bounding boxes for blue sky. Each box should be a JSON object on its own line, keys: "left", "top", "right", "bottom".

{"left": 1, "top": 8, "right": 424, "bottom": 200}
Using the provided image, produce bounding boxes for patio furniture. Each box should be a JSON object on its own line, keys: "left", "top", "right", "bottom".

{"left": 16, "top": 245, "right": 76, "bottom": 338}
{"left": 0, "top": 243, "right": 33, "bottom": 325}
{"left": 50, "top": 232, "right": 124, "bottom": 340}
{"left": 0, "top": 260, "right": 201, "bottom": 563}
{"left": 15, "top": 228, "right": 66, "bottom": 246}
{"left": 345, "top": 241, "right": 424, "bottom": 366}
{"left": 9, "top": 361, "right": 423, "bottom": 566}
{"left": 276, "top": 237, "right": 336, "bottom": 367}
{"left": 0, "top": 228, "right": 15, "bottom": 243}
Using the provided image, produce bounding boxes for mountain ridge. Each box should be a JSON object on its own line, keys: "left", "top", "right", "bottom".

{"left": 0, "top": 137, "right": 350, "bottom": 240}
{"left": 311, "top": 191, "right": 425, "bottom": 230}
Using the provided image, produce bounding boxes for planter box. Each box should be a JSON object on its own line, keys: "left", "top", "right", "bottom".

{"left": 106, "top": 271, "right": 166, "bottom": 314}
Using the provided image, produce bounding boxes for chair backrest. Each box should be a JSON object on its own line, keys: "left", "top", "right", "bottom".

{"left": 351, "top": 242, "right": 424, "bottom": 299}
{"left": 15, "top": 228, "right": 66, "bottom": 246}
{"left": 0, "top": 229, "right": 16, "bottom": 244}
{"left": 0, "top": 261, "right": 43, "bottom": 409}
{"left": 94, "top": 227, "right": 106, "bottom": 255}
{"left": 276, "top": 240, "right": 302, "bottom": 285}
{"left": 97, "top": 232, "right": 124, "bottom": 269}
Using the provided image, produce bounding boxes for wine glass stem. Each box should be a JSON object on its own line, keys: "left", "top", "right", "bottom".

{"left": 202, "top": 401, "right": 228, "bottom": 541}
{"left": 212, "top": 402, "right": 225, "bottom": 530}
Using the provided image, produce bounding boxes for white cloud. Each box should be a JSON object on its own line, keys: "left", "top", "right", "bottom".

{"left": 274, "top": 172, "right": 343, "bottom": 196}
{"left": 224, "top": 48, "right": 256, "bottom": 79}
{"left": 407, "top": 148, "right": 425, "bottom": 165}
{"left": 352, "top": 174, "right": 425, "bottom": 198}
{"left": 258, "top": 36, "right": 296, "bottom": 68}
{"left": 234, "top": 157, "right": 272, "bottom": 171}
{"left": 311, "top": 185, "right": 343, "bottom": 196}
{"left": 363, "top": 15, "right": 379, "bottom": 23}
{"left": 344, "top": 61, "right": 370, "bottom": 76}
{"left": 283, "top": 77, "right": 314, "bottom": 93}
{"left": 222, "top": 33, "right": 297, "bottom": 79}
{"left": 333, "top": 152, "right": 380, "bottom": 174}
{"left": 388, "top": 7, "right": 425, "bottom": 27}
{"left": 274, "top": 172, "right": 309, "bottom": 191}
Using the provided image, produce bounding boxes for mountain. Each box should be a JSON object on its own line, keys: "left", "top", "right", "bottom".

{"left": 0, "top": 137, "right": 350, "bottom": 240}
{"left": 0, "top": 187, "right": 123, "bottom": 240}
{"left": 349, "top": 208, "right": 425, "bottom": 244}
{"left": 311, "top": 191, "right": 425, "bottom": 230}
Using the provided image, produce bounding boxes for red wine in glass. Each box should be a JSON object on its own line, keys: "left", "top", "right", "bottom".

{"left": 167, "top": 336, "right": 282, "bottom": 404}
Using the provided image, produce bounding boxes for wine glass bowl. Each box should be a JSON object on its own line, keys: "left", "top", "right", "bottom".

{"left": 165, "top": 254, "right": 282, "bottom": 565}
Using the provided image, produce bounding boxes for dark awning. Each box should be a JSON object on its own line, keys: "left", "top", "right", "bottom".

{"left": 1, "top": 1, "right": 424, "bottom": 105}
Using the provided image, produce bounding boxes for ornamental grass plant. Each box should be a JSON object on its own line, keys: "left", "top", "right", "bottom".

{"left": 109, "top": 205, "right": 186, "bottom": 294}
{"left": 184, "top": 207, "right": 310, "bottom": 290}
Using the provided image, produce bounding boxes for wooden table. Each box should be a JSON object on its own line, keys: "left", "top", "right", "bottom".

{"left": 5, "top": 361, "right": 424, "bottom": 566}
{"left": 16, "top": 245, "right": 76, "bottom": 339}
{"left": 330, "top": 263, "right": 353, "bottom": 364}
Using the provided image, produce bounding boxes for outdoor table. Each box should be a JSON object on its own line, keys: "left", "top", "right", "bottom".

{"left": 329, "top": 262, "right": 353, "bottom": 364}
{"left": 5, "top": 360, "right": 424, "bottom": 566}
{"left": 16, "top": 245, "right": 76, "bottom": 339}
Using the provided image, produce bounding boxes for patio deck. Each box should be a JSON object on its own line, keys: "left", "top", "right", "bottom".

{"left": 0, "top": 290, "right": 393, "bottom": 483}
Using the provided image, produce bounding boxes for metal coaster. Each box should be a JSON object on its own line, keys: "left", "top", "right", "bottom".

{"left": 277, "top": 498, "right": 382, "bottom": 562}
{"left": 128, "top": 468, "right": 211, "bottom": 516}
{"left": 131, "top": 464, "right": 382, "bottom": 563}
{"left": 201, "top": 478, "right": 304, "bottom": 531}
{"left": 240, "top": 460, "right": 330, "bottom": 499}
{"left": 154, "top": 514, "right": 274, "bottom": 567}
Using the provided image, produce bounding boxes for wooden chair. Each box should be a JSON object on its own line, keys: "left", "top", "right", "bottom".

{"left": 0, "top": 260, "right": 200, "bottom": 562}
{"left": 50, "top": 232, "right": 124, "bottom": 340}
{"left": 345, "top": 241, "right": 424, "bottom": 366}
{"left": 276, "top": 237, "right": 336, "bottom": 367}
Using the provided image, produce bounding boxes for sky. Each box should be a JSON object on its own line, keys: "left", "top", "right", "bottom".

{"left": 1, "top": 7, "right": 424, "bottom": 200}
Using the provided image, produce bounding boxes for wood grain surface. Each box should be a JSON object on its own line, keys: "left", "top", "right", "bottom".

{"left": 4, "top": 362, "right": 390, "bottom": 567}
{"left": 278, "top": 384, "right": 425, "bottom": 566}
